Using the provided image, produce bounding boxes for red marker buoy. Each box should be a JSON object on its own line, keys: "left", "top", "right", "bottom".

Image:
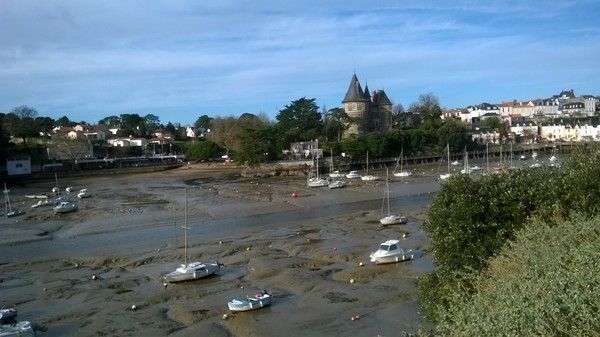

{"left": 291, "top": 191, "right": 298, "bottom": 198}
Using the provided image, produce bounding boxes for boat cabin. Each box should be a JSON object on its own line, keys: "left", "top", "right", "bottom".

{"left": 378, "top": 240, "right": 400, "bottom": 252}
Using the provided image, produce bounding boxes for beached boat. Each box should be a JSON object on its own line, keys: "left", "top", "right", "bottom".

{"left": 328, "top": 180, "right": 346, "bottom": 189}
{"left": 227, "top": 291, "right": 271, "bottom": 312}
{"left": 53, "top": 201, "right": 78, "bottom": 214}
{"left": 77, "top": 189, "right": 91, "bottom": 198}
{"left": 164, "top": 261, "right": 221, "bottom": 283}
{"left": 361, "top": 151, "right": 379, "bottom": 181}
{"left": 379, "top": 168, "right": 407, "bottom": 225}
{"left": 393, "top": 148, "right": 412, "bottom": 178}
{"left": 440, "top": 144, "right": 452, "bottom": 180}
{"left": 345, "top": 170, "right": 361, "bottom": 179}
{"left": 0, "top": 321, "right": 34, "bottom": 336}
{"left": 0, "top": 308, "right": 17, "bottom": 325}
{"left": 328, "top": 150, "right": 345, "bottom": 178}
{"left": 31, "top": 199, "right": 52, "bottom": 208}
{"left": 164, "top": 187, "right": 220, "bottom": 283}
{"left": 307, "top": 151, "right": 329, "bottom": 187}
{"left": 3, "top": 184, "right": 24, "bottom": 218}
{"left": 369, "top": 240, "right": 413, "bottom": 264}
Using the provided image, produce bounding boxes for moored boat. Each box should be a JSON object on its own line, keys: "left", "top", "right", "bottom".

{"left": 53, "top": 201, "right": 78, "bottom": 214}
{"left": 0, "top": 308, "right": 17, "bottom": 325}
{"left": 328, "top": 180, "right": 346, "bottom": 189}
{"left": 227, "top": 291, "right": 271, "bottom": 312}
{"left": 345, "top": 170, "right": 361, "bottom": 179}
{"left": 164, "top": 261, "right": 221, "bottom": 283}
{"left": 0, "top": 321, "right": 34, "bottom": 336}
{"left": 369, "top": 240, "right": 413, "bottom": 264}
{"left": 77, "top": 189, "right": 91, "bottom": 198}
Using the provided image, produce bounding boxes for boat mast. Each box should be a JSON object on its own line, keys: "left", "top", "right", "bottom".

{"left": 447, "top": 144, "right": 450, "bottom": 174}
{"left": 184, "top": 187, "right": 188, "bottom": 265}
{"left": 386, "top": 167, "right": 390, "bottom": 216}
{"left": 486, "top": 142, "right": 490, "bottom": 173}
{"left": 3, "top": 183, "right": 10, "bottom": 216}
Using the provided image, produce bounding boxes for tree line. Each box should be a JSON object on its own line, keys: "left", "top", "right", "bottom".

{"left": 2, "top": 93, "right": 491, "bottom": 165}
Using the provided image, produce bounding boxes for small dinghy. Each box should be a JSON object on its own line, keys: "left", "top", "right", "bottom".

{"left": 227, "top": 291, "right": 271, "bottom": 312}
{"left": 77, "top": 189, "right": 91, "bottom": 198}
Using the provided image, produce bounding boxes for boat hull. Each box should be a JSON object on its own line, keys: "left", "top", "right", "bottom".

{"left": 227, "top": 295, "right": 271, "bottom": 312}
{"left": 379, "top": 215, "right": 407, "bottom": 225}
{"left": 370, "top": 252, "right": 413, "bottom": 264}
{"left": 164, "top": 262, "right": 220, "bottom": 283}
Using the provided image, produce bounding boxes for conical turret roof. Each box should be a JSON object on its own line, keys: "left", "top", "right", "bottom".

{"left": 363, "top": 83, "right": 371, "bottom": 101}
{"left": 342, "top": 74, "right": 368, "bottom": 103}
{"left": 375, "top": 89, "right": 392, "bottom": 105}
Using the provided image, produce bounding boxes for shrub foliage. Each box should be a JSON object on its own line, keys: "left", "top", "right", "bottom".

{"left": 419, "top": 144, "right": 600, "bottom": 329}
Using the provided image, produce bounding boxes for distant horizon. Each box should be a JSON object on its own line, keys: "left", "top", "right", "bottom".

{"left": 1, "top": 1, "right": 599, "bottom": 125}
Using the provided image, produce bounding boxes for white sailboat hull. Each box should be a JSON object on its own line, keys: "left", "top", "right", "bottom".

{"left": 164, "top": 261, "right": 220, "bottom": 283}
{"left": 393, "top": 171, "right": 412, "bottom": 177}
{"left": 307, "top": 178, "right": 329, "bottom": 187}
{"left": 379, "top": 215, "right": 407, "bottom": 225}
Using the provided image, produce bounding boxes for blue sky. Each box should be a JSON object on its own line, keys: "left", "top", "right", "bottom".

{"left": 1, "top": 0, "right": 599, "bottom": 125}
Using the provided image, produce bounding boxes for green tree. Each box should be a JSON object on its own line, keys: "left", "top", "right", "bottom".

{"left": 98, "top": 115, "right": 121, "bottom": 127}
{"left": 326, "top": 107, "right": 350, "bottom": 142}
{"left": 437, "top": 119, "right": 471, "bottom": 152}
{"left": 194, "top": 114, "right": 213, "bottom": 130}
{"left": 275, "top": 97, "right": 323, "bottom": 148}
{"left": 56, "top": 115, "right": 75, "bottom": 126}
{"left": 143, "top": 114, "right": 160, "bottom": 133}
{"left": 185, "top": 140, "right": 223, "bottom": 161}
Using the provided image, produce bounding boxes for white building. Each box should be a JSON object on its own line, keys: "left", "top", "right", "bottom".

{"left": 6, "top": 156, "right": 31, "bottom": 175}
{"left": 107, "top": 138, "right": 148, "bottom": 147}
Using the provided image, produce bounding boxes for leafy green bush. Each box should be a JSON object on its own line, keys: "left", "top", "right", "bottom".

{"left": 420, "top": 145, "right": 600, "bottom": 323}
{"left": 185, "top": 140, "right": 224, "bottom": 161}
{"left": 436, "top": 215, "right": 599, "bottom": 336}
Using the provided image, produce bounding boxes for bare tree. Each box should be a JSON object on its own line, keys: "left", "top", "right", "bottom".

{"left": 208, "top": 117, "right": 241, "bottom": 155}
{"left": 48, "top": 138, "right": 93, "bottom": 168}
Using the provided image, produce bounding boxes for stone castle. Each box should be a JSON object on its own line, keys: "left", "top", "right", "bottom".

{"left": 342, "top": 74, "right": 393, "bottom": 137}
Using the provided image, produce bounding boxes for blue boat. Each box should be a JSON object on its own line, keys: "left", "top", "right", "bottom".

{"left": 227, "top": 291, "right": 271, "bottom": 312}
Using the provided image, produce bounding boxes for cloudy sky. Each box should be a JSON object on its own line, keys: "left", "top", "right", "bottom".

{"left": 1, "top": 0, "right": 599, "bottom": 124}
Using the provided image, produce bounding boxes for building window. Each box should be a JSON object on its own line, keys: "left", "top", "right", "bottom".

{"left": 16, "top": 163, "right": 23, "bottom": 168}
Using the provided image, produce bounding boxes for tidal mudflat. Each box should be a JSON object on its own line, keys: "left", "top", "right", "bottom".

{"left": 1, "top": 164, "right": 439, "bottom": 336}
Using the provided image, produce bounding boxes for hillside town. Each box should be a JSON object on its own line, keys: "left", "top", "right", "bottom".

{"left": 1, "top": 83, "right": 599, "bottom": 177}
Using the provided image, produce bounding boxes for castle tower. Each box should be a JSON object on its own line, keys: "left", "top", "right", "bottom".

{"left": 372, "top": 89, "right": 393, "bottom": 131}
{"left": 342, "top": 74, "right": 369, "bottom": 137}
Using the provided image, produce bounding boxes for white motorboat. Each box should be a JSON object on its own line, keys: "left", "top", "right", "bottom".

{"left": 164, "top": 261, "right": 221, "bottom": 283}
{"left": 369, "top": 240, "right": 413, "bottom": 264}
{"left": 328, "top": 180, "right": 346, "bottom": 189}
{"left": 77, "top": 189, "right": 91, "bottom": 198}
{"left": 53, "top": 201, "right": 78, "bottom": 214}
{"left": 361, "top": 175, "right": 379, "bottom": 181}
{"left": 451, "top": 160, "right": 460, "bottom": 166}
{"left": 3, "top": 184, "right": 24, "bottom": 218}
{"left": 439, "top": 173, "right": 452, "bottom": 180}
{"left": 164, "top": 187, "right": 221, "bottom": 283}
{"left": 227, "top": 291, "right": 271, "bottom": 312}
{"left": 520, "top": 154, "right": 527, "bottom": 160}
{"left": 345, "top": 170, "right": 361, "bottom": 179}
{"left": 530, "top": 162, "right": 542, "bottom": 168}
{"left": 379, "top": 168, "right": 407, "bottom": 225}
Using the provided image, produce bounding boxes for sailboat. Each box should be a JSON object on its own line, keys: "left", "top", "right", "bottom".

{"left": 549, "top": 145, "right": 559, "bottom": 165}
{"left": 307, "top": 151, "right": 329, "bottom": 187}
{"left": 460, "top": 148, "right": 471, "bottom": 175}
{"left": 361, "top": 151, "right": 379, "bottom": 181}
{"left": 164, "top": 187, "right": 221, "bottom": 283}
{"left": 3, "top": 183, "right": 24, "bottom": 218}
{"left": 393, "top": 148, "right": 412, "bottom": 178}
{"left": 439, "top": 144, "right": 452, "bottom": 180}
{"left": 379, "top": 168, "right": 407, "bottom": 225}
{"left": 328, "top": 149, "right": 345, "bottom": 178}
